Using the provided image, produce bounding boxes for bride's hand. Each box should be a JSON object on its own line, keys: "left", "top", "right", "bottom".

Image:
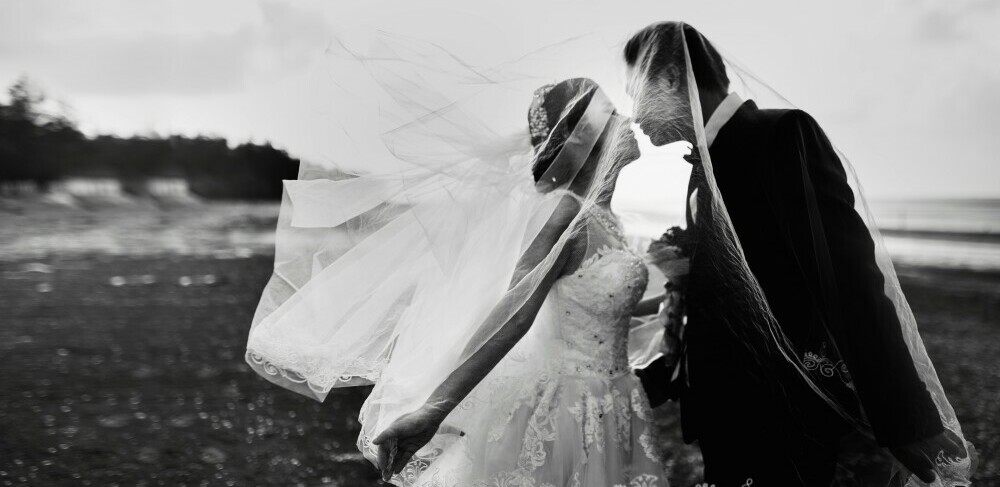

{"left": 372, "top": 405, "right": 448, "bottom": 481}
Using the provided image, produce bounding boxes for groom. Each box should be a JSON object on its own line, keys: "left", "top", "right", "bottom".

{"left": 626, "top": 22, "right": 962, "bottom": 485}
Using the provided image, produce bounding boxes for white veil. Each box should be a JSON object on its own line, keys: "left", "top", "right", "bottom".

{"left": 244, "top": 28, "right": 681, "bottom": 480}
{"left": 242, "top": 16, "right": 974, "bottom": 486}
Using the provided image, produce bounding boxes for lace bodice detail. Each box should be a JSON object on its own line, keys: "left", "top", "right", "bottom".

{"left": 544, "top": 207, "right": 649, "bottom": 378}
{"left": 364, "top": 206, "right": 665, "bottom": 487}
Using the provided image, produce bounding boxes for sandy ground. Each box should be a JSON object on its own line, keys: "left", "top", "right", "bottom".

{"left": 0, "top": 203, "right": 997, "bottom": 486}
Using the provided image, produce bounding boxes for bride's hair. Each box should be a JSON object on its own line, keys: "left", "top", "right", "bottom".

{"left": 527, "top": 78, "right": 601, "bottom": 184}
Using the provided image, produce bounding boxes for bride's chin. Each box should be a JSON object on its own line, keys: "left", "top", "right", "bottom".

{"left": 618, "top": 153, "right": 639, "bottom": 166}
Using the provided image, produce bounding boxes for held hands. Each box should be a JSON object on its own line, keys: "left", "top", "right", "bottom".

{"left": 889, "top": 429, "right": 971, "bottom": 484}
{"left": 371, "top": 404, "right": 450, "bottom": 482}
{"left": 646, "top": 236, "right": 690, "bottom": 370}
{"left": 659, "top": 280, "right": 686, "bottom": 369}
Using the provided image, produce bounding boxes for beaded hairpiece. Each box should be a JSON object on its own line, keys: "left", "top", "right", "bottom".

{"left": 528, "top": 84, "right": 555, "bottom": 142}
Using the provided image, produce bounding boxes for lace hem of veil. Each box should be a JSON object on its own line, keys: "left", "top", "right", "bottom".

{"left": 245, "top": 348, "right": 384, "bottom": 397}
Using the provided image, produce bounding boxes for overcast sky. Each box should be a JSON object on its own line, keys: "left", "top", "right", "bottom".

{"left": 1, "top": 0, "right": 998, "bottom": 199}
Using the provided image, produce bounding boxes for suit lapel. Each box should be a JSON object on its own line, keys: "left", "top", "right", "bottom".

{"left": 684, "top": 100, "right": 759, "bottom": 228}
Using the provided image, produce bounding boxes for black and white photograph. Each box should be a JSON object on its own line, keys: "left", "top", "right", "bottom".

{"left": 1, "top": 1, "right": 997, "bottom": 486}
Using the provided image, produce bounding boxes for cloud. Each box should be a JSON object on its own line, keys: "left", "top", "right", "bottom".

{"left": 15, "top": 32, "right": 255, "bottom": 95}
{"left": 0, "top": 1, "right": 333, "bottom": 96}
{"left": 910, "top": 0, "right": 1000, "bottom": 44}
{"left": 913, "top": 9, "right": 965, "bottom": 43}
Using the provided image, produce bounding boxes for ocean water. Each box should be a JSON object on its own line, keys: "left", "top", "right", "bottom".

{"left": 879, "top": 234, "right": 1000, "bottom": 271}
{"left": 617, "top": 199, "right": 1000, "bottom": 271}
{"left": 866, "top": 199, "right": 1000, "bottom": 234}
{"left": 2, "top": 197, "right": 998, "bottom": 271}
{"left": 868, "top": 199, "right": 1000, "bottom": 271}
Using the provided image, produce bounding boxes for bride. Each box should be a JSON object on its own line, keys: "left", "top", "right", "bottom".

{"left": 245, "top": 76, "right": 670, "bottom": 487}
{"left": 367, "top": 78, "right": 667, "bottom": 486}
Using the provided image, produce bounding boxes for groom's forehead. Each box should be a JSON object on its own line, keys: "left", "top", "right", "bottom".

{"left": 624, "top": 65, "right": 656, "bottom": 97}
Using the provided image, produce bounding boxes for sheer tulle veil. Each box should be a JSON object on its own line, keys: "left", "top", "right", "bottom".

{"left": 244, "top": 27, "right": 680, "bottom": 474}
{"left": 243, "top": 17, "right": 974, "bottom": 487}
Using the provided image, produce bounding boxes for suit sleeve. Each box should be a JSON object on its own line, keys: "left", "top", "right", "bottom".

{"left": 770, "top": 110, "right": 943, "bottom": 447}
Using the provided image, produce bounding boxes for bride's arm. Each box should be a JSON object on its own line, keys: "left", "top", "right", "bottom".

{"left": 373, "top": 196, "right": 581, "bottom": 478}
{"left": 632, "top": 293, "right": 665, "bottom": 317}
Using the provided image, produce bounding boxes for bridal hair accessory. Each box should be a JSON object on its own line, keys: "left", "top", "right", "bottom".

{"left": 528, "top": 85, "right": 553, "bottom": 142}
{"left": 528, "top": 78, "right": 616, "bottom": 193}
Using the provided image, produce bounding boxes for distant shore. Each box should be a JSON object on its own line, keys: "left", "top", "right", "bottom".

{"left": 880, "top": 228, "right": 1000, "bottom": 244}
{"left": 3, "top": 200, "right": 1000, "bottom": 272}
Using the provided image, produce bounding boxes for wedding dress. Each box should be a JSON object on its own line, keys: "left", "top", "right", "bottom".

{"left": 359, "top": 205, "right": 667, "bottom": 487}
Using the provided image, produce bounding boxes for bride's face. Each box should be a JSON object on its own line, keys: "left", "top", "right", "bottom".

{"left": 608, "top": 114, "right": 641, "bottom": 166}
{"left": 567, "top": 116, "right": 640, "bottom": 195}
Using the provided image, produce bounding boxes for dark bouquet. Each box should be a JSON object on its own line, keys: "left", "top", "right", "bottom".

{"left": 646, "top": 226, "right": 693, "bottom": 287}
{"left": 643, "top": 226, "right": 693, "bottom": 376}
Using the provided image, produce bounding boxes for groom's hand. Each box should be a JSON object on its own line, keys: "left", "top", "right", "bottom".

{"left": 890, "top": 445, "right": 936, "bottom": 484}
{"left": 660, "top": 287, "right": 685, "bottom": 367}
{"left": 889, "top": 429, "right": 968, "bottom": 484}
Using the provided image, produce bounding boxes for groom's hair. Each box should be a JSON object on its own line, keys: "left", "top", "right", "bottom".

{"left": 624, "top": 22, "right": 729, "bottom": 96}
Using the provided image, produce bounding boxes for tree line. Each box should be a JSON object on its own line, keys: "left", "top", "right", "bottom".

{"left": 0, "top": 77, "right": 299, "bottom": 199}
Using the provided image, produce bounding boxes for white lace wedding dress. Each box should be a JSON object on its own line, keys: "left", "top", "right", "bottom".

{"left": 361, "top": 206, "right": 668, "bottom": 487}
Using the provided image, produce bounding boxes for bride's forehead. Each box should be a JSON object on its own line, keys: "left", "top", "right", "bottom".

{"left": 625, "top": 66, "right": 638, "bottom": 96}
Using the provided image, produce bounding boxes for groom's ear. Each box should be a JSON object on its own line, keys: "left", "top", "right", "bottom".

{"left": 663, "top": 65, "right": 681, "bottom": 90}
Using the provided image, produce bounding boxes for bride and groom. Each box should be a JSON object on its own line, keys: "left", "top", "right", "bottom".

{"left": 246, "top": 21, "right": 972, "bottom": 486}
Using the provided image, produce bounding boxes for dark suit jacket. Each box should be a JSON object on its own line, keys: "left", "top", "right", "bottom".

{"left": 638, "top": 100, "right": 944, "bottom": 448}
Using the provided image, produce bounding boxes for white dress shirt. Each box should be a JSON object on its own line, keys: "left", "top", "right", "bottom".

{"left": 690, "top": 92, "right": 745, "bottom": 224}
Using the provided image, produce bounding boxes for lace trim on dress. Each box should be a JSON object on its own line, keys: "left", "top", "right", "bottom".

{"left": 630, "top": 388, "right": 663, "bottom": 463}
{"left": 486, "top": 370, "right": 559, "bottom": 442}
{"left": 567, "top": 388, "right": 632, "bottom": 459}
{"left": 470, "top": 471, "right": 661, "bottom": 487}
{"left": 516, "top": 376, "right": 561, "bottom": 473}
{"left": 587, "top": 205, "right": 627, "bottom": 244}
{"left": 614, "top": 474, "right": 662, "bottom": 487}
{"left": 578, "top": 244, "right": 635, "bottom": 274}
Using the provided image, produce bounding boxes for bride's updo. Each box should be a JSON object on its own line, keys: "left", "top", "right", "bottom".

{"left": 527, "top": 78, "right": 602, "bottom": 185}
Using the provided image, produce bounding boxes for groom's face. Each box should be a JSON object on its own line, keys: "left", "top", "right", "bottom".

{"left": 627, "top": 67, "right": 681, "bottom": 147}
